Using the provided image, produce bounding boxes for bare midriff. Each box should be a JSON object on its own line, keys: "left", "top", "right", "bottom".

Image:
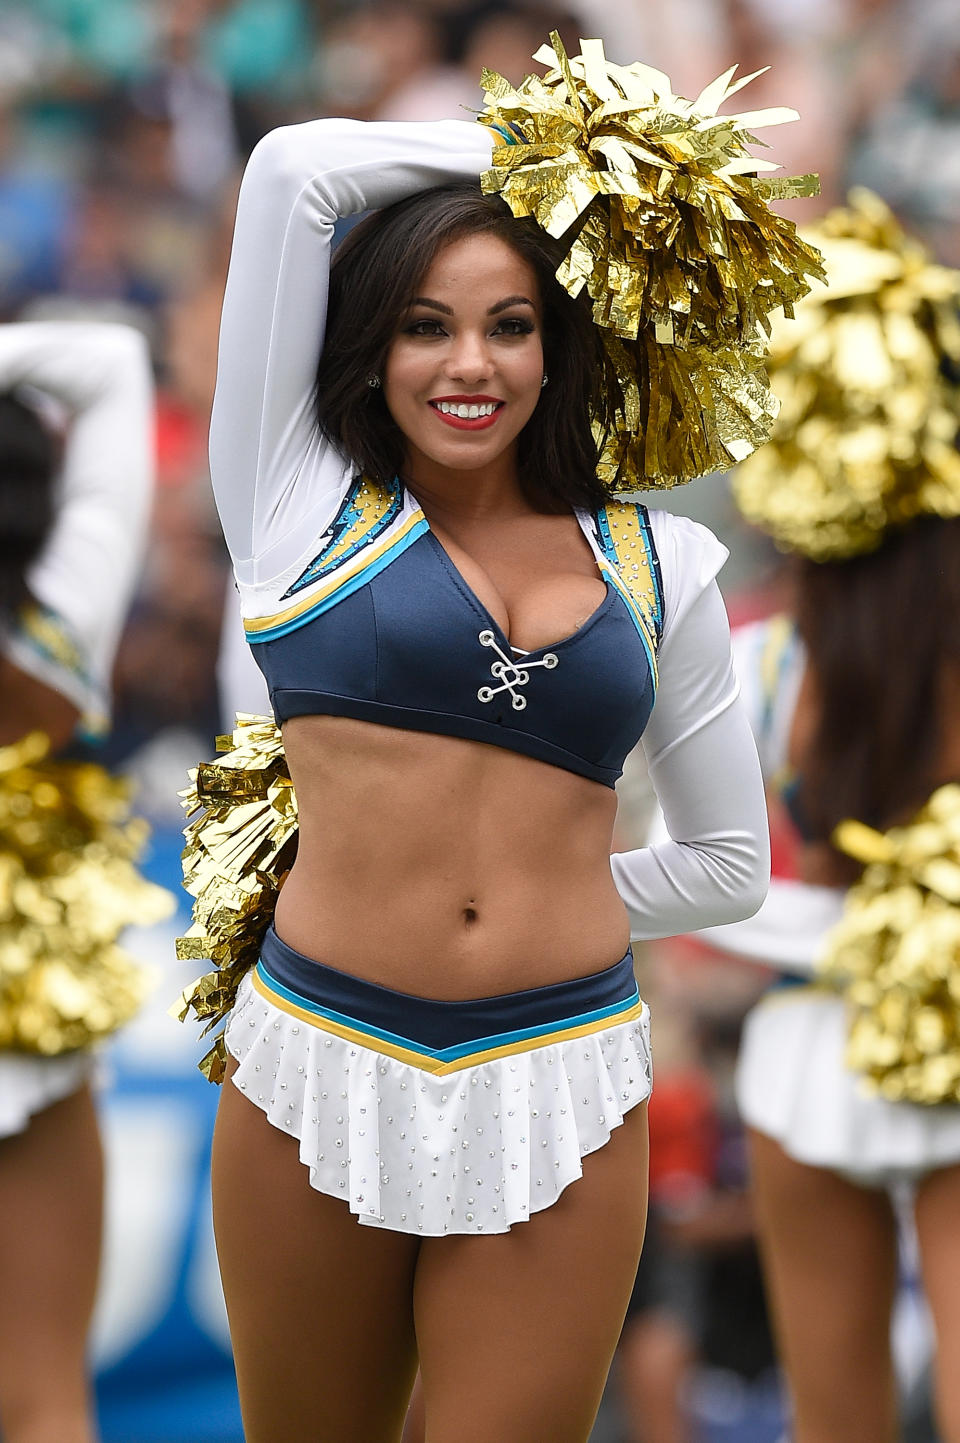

{"left": 272, "top": 713, "right": 630, "bottom": 999}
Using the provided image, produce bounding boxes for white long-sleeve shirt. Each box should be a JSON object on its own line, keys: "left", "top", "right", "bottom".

{"left": 0, "top": 322, "right": 154, "bottom": 730}
{"left": 210, "top": 117, "right": 770, "bottom": 939}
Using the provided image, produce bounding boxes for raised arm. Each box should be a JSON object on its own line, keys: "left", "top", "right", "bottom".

{"left": 0, "top": 321, "right": 153, "bottom": 723}
{"left": 610, "top": 517, "right": 770, "bottom": 939}
{"left": 210, "top": 118, "right": 497, "bottom": 590}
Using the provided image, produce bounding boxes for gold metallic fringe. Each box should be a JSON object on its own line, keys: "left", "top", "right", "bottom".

{"left": 479, "top": 33, "right": 824, "bottom": 491}
{"left": 0, "top": 732, "right": 174, "bottom": 1055}
{"left": 174, "top": 715, "right": 297, "bottom": 1083}
{"left": 733, "top": 189, "right": 960, "bottom": 560}
{"left": 818, "top": 785, "right": 960, "bottom": 1103}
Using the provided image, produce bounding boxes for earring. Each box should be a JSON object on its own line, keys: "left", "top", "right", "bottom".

{"left": 367, "top": 374, "right": 381, "bottom": 389}
{"left": 541, "top": 374, "right": 549, "bottom": 388}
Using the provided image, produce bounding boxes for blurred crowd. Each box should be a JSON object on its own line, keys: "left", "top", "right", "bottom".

{"left": 1, "top": 0, "right": 957, "bottom": 769}
{"left": 1, "top": 3, "right": 954, "bottom": 1437}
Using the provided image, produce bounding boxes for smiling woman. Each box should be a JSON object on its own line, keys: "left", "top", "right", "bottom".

{"left": 314, "top": 183, "right": 611, "bottom": 516}
{"left": 190, "top": 38, "right": 821, "bottom": 1441}
{"left": 385, "top": 235, "right": 543, "bottom": 468}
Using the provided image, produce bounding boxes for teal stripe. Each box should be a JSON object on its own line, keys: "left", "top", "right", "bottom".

{"left": 487, "top": 120, "right": 524, "bottom": 146}
{"left": 246, "top": 519, "right": 429, "bottom": 644}
{"left": 255, "top": 961, "right": 641, "bottom": 1062}
{"left": 606, "top": 569, "right": 658, "bottom": 683}
{"left": 435, "top": 991, "right": 641, "bottom": 1062}
{"left": 256, "top": 962, "right": 438, "bottom": 1058}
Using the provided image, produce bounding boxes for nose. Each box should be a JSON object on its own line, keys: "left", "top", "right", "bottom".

{"left": 444, "top": 328, "right": 492, "bottom": 385}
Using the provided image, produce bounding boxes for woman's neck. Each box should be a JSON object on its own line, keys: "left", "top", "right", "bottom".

{"left": 401, "top": 446, "right": 532, "bottom": 525}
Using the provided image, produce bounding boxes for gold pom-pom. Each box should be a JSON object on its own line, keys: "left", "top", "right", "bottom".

{"left": 0, "top": 733, "right": 174, "bottom": 1055}
{"left": 174, "top": 714, "right": 297, "bottom": 1081}
{"left": 733, "top": 189, "right": 960, "bottom": 560}
{"left": 480, "top": 32, "right": 824, "bottom": 491}
{"left": 819, "top": 784, "right": 960, "bottom": 1103}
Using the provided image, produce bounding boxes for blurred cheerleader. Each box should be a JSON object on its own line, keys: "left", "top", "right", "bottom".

{"left": 0, "top": 322, "right": 158, "bottom": 1443}
{"left": 701, "top": 193, "right": 960, "bottom": 1443}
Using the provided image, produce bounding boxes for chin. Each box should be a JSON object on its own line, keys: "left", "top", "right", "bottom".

{"left": 431, "top": 444, "right": 513, "bottom": 474}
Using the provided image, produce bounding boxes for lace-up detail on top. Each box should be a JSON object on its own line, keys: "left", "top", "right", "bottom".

{"left": 246, "top": 479, "right": 664, "bottom": 787}
{"left": 476, "top": 630, "right": 559, "bottom": 711}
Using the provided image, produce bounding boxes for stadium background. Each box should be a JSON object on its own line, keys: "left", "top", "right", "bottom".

{"left": 1, "top": 1, "right": 956, "bottom": 1438}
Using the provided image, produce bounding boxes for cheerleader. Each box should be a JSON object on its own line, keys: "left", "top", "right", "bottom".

{"left": 701, "top": 192, "right": 960, "bottom": 1443}
{"left": 179, "top": 39, "right": 824, "bottom": 1442}
{"left": 0, "top": 322, "right": 155, "bottom": 1443}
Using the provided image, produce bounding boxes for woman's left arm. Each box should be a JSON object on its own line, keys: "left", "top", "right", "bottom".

{"left": 610, "top": 526, "right": 770, "bottom": 940}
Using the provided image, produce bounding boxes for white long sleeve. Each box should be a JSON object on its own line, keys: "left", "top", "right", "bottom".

{"left": 0, "top": 322, "right": 154, "bottom": 723}
{"left": 610, "top": 513, "right": 770, "bottom": 940}
{"left": 209, "top": 117, "right": 496, "bottom": 597}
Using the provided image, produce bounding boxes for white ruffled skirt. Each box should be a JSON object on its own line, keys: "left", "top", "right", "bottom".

{"left": 224, "top": 928, "right": 652, "bottom": 1236}
{"left": 0, "top": 1050, "right": 98, "bottom": 1139}
{"left": 736, "top": 987, "right": 960, "bottom": 1186}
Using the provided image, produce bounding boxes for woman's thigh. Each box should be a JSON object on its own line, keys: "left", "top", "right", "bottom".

{"left": 0, "top": 1083, "right": 103, "bottom": 1443}
{"left": 747, "top": 1127, "right": 899, "bottom": 1443}
{"left": 414, "top": 1102, "right": 649, "bottom": 1443}
{"left": 212, "top": 1063, "right": 421, "bottom": 1443}
{"left": 914, "top": 1161, "right": 960, "bottom": 1443}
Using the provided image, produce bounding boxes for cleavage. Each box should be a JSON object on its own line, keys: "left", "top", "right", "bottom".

{"left": 429, "top": 522, "right": 607, "bottom": 653}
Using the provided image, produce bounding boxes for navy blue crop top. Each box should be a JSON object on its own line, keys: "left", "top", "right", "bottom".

{"left": 246, "top": 477, "right": 663, "bottom": 788}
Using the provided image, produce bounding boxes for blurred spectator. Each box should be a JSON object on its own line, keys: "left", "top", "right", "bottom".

{"left": 313, "top": 1, "right": 586, "bottom": 123}
{"left": 57, "top": 180, "right": 165, "bottom": 307}
{"left": 0, "top": 96, "right": 72, "bottom": 315}
{"left": 846, "top": 13, "right": 960, "bottom": 259}
{"left": 201, "top": 0, "right": 313, "bottom": 99}
{"left": 315, "top": 3, "right": 450, "bottom": 119}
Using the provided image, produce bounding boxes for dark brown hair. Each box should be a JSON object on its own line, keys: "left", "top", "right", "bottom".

{"left": 315, "top": 183, "right": 615, "bottom": 512}
{"left": 793, "top": 515, "right": 960, "bottom": 878}
{"left": 0, "top": 392, "right": 58, "bottom": 618}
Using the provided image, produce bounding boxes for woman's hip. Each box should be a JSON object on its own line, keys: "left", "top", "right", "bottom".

{"left": 223, "top": 925, "right": 652, "bottom": 1236}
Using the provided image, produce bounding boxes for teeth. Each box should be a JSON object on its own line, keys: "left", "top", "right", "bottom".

{"left": 436, "top": 401, "right": 498, "bottom": 418}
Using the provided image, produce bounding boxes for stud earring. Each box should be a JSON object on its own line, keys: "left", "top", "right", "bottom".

{"left": 367, "top": 374, "right": 381, "bottom": 389}
{"left": 541, "top": 374, "right": 549, "bottom": 388}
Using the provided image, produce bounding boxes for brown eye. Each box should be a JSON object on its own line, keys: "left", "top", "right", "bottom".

{"left": 494, "top": 317, "right": 535, "bottom": 337}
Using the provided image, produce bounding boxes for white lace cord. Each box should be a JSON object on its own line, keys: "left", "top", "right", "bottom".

{"left": 476, "top": 629, "right": 558, "bottom": 711}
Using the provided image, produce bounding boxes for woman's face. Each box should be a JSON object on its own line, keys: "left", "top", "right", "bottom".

{"left": 383, "top": 232, "right": 545, "bottom": 482}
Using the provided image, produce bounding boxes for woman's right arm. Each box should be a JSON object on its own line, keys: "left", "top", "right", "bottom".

{"left": 0, "top": 322, "right": 153, "bottom": 735}
{"left": 210, "top": 118, "right": 497, "bottom": 591}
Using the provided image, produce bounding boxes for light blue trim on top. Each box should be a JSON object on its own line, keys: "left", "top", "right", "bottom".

{"left": 281, "top": 477, "right": 403, "bottom": 598}
{"left": 246, "top": 518, "right": 429, "bottom": 644}
{"left": 602, "top": 566, "right": 659, "bottom": 682}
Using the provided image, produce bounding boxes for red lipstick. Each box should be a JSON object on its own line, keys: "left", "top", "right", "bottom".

{"left": 429, "top": 395, "right": 505, "bottom": 431}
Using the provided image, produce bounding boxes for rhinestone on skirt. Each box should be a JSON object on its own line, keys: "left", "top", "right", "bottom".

{"left": 225, "top": 972, "right": 652, "bottom": 1235}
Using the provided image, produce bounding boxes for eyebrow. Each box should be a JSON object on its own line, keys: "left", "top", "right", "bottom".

{"left": 410, "top": 295, "right": 536, "bottom": 316}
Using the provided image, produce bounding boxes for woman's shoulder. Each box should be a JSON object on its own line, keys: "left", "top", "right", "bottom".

{"left": 641, "top": 505, "right": 727, "bottom": 575}
{"left": 639, "top": 505, "right": 729, "bottom": 636}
